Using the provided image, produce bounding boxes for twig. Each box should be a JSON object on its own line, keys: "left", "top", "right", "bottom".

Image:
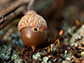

{"left": 0, "top": 0, "right": 30, "bottom": 19}
{"left": 28, "top": 0, "right": 34, "bottom": 11}
{"left": 0, "top": 6, "right": 26, "bottom": 30}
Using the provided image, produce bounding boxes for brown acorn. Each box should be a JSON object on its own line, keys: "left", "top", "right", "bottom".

{"left": 18, "top": 10, "right": 47, "bottom": 48}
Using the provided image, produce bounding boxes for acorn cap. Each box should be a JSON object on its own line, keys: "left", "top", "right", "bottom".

{"left": 18, "top": 10, "right": 47, "bottom": 31}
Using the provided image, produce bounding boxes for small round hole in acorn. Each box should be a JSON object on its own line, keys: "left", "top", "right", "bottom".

{"left": 32, "top": 27, "right": 39, "bottom": 32}
{"left": 34, "top": 28, "right": 37, "bottom": 31}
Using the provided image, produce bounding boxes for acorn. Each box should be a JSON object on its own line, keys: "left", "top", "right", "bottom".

{"left": 18, "top": 10, "right": 47, "bottom": 48}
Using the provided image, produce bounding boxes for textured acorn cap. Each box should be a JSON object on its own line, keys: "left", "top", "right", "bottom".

{"left": 18, "top": 10, "right": 47, "bottom": 31}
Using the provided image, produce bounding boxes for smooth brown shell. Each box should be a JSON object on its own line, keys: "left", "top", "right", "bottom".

{"left": 20, "top": 27, "right": 45, "bottom": 47}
